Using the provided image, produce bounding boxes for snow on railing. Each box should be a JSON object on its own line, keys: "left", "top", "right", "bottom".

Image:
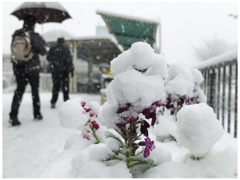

{"left": 191, "top": 49, "right": 238, "bottom": 138}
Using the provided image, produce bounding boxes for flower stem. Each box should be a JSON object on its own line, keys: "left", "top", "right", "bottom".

{"left": 133, "top": 133, "right": 142, "bottom": 141}
{"left": 126, "top": 146, "right": 133, "bottom": 168}
{"left": 90, "top": 125, "right": 100, "bottom": 144}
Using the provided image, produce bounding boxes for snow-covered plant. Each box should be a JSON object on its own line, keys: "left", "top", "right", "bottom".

{"left": 165, "top": 64, "right": 206, "bottom": 119}
{"left": 79, "top": 101, "right": 100, "bottom": 143}
{"left": 176, "top": 103, "right": 224, "bottom": 159}
{"left": 58, "top": 98, "right": 101, "bottom": 144}
{"left": 101, "top": 42, "right": 168, "bottom": 169}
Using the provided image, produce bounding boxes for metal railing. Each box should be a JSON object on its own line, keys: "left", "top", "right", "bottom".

{"left": 194, "top": 50, "right": 238, "bottom": 138}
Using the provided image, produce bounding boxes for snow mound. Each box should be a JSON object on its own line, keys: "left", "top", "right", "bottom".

{"left": 176, "top": 103, "right": 224, "bottom": 157}
{"left": 58, "top": 98, "right": 89, "bottom": 129}
{"left": 141, "top": 146, "right": 237, "bottom": 178}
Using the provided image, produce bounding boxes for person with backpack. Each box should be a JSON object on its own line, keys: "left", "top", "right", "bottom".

{"left": 9, "top": 14, "right": 47, "bottom": 126}
{"left": 46, "top": 37, "right": 74, "bottom": 108}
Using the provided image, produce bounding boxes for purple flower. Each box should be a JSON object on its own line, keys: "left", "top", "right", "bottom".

{"left": 140, "top": 120, "right": 150, "bottom": 136}
{"left": 138, "top": 141, "right": 145, "bottom": 146}
{"left": 142, "top": 107, "right": 157, "bottom": 126}
{"left": 116, "top": 103, "right": 131, "bottom": 114}
{"left": 116, "top": 123, "right": 127, "bottom": 136}
{"left": 129, "top": 141, "right": 137, "bottom": 147}
{"left": 144, "top": 136, "right": 155, "bottom": 158}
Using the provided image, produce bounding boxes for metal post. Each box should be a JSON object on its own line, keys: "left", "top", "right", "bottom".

{"left": 209, "top": 69, "right": 216, "bottom": 111}
{"left": 222, "top": 66, "right": 226, "bottom": 129}
{"left": 227, "top": 65, "right": 232, "bottom": 133}
{"left": 203, "top": 70, "right": 207, "bottom": 95}
{"left": 217, "top": 66, "right": 221, "bottom": 120}
{"left": 234, "top": 62, "right": 238, "bottom": 138}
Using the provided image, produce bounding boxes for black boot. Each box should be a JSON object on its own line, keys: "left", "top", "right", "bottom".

{"left": 9, "top": 116, "right": 21, "bottom": 126}
{"left": 34, "top": 113, "right": 43, "bottom": 120}
{"left": 51, "top": 103, "right": 55, "bottom": 109}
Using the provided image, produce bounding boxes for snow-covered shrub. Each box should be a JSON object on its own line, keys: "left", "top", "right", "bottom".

{"left": 58, "top": 98, "right": 102, "bottom": 143}
{"left": 101, "top": 42, "right": 168, "bottom": 170}
{"left": 176, "top": 103, "right": 224, "bottom": 158}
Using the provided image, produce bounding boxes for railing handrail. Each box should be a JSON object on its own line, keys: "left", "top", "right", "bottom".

{"left": 191, "top": 49, "right": 238, "bottom": 70}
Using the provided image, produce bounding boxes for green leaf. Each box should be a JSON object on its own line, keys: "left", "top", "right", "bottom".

{"left": 107, "top": 135, "right": 124, "bottom": 146}
{"left": 128, "top": 159, "right": 155, "bottom": 168}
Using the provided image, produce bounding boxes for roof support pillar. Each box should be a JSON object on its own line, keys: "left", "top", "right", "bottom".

{"left": 69, "top": 41, "right": 77, "bottom": 93}
{"left": 87, "top": 55, "right": 94, "bottom": 93}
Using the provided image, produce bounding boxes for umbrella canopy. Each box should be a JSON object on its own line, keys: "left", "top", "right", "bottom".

{"left": 11, "top": 2, "right": 71, "bottom": 24}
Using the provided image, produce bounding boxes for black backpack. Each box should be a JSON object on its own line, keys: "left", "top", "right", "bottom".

{"left": 11, "top": 31, "right": 34, "bottom": 62}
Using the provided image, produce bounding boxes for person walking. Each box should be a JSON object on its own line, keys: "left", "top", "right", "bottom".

{"left": 46, "top": 37, "right": 74, "bottom": 108}
{"left": 9, "top": 15, "right": 47, "bottom": 126}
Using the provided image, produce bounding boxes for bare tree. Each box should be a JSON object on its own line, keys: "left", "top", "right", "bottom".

{"left": 193, "top": 37, "right": 235, "bottom": 61}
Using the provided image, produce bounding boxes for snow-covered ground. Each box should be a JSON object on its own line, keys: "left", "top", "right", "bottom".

{"left": 2, "top": 92, "right": 101, "bottom": 178}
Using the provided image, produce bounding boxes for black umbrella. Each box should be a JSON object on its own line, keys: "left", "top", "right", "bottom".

{"left": 11, "top": 2, "right": 71, "bottom": 24}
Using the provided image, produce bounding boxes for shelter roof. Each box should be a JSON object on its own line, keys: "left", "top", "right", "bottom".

{"left": 96, "top": 10, "right": 160, "bottom": 50}
{"left": 46, "top": 35, "right": 122, "bottom": 65}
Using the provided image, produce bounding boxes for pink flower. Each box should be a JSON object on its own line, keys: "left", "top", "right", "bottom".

{"left": 83, "top": 133, "right": 90, "bottom": 140}
{"left": 84, "top": 108, "right": 91, "bottom": 113}
{"left": 90, "top": 112, "right": 95, "bottom": 117}
{"left": 81, "top": 102, "right": 86, "bottom": 107}
{"left": 91, "top": 121, "right": 99, "bottom": 130}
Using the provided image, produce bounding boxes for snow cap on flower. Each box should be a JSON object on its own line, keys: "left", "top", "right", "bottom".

{"left": 100, "top": 101, "right": 119, "bottom": 129}
{"left": 58, "top": 98, "right": 89, "bottom": 129}
{"left": 88, "top": 101, "right": 101, "bottom": 117}
{"left": 191, "top": 68, "right": 204, "bottom": 85}
{"left": 176, "top": 103, "right": 224, "bottom": 157}
{"left": 110, "top": 42, "right": 167, "bottom": 78}
{"left": 111, "top": 68, "right": 165, "bottom": 107}
{"left": 166, "top": 63, "right": 194, "bottom": 97}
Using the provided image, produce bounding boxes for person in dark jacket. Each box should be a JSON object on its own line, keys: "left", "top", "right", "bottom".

{"left": 46, "top": 38, "right": 74, "bottom": 108}
{"left": 9, "top": 15, "right": 47, "bottom": 126}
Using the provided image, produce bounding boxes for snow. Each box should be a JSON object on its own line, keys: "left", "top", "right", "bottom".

{"left": 111, "top": 42, "right": 167, "bottom": 77}
{"left": 2, "top": 92, "right": 101, "bottom": 178}
{"left": 58, "top": 97, "right": 89, "bottom": 129}
{"left": 2, "top": 42, "right": 238, "bottom": 178}
{"left": 96, "top": 9, "right": 160, "bottom": 24}
{"left": 2, "top": 92, "right": 237, "bottom": 178}
{"left": 176, "top": 103, "right": 224, "bottom": 157}
{"left": 43, "top": 29, "right": 74, "bottom": 42}
{"left": 166, "top": 63, "right": 193, "bottom": 97}
{"left": 190, "top": 48, "right": 237, "bottom": 70}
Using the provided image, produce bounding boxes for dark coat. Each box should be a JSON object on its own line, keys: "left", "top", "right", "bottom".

{"left": 11, "top": 27, "right": 47, "bottom": 74}
{"left": 46, "top": 38, "right": 74, "bottom": 75}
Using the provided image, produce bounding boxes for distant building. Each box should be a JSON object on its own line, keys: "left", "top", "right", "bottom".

{"left": 2, "top": 53, "right": 12, "bottom": 72}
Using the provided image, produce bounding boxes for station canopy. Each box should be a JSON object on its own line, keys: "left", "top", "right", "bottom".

{"left": 96, "top": 10, "right": 160, "bottom": 51}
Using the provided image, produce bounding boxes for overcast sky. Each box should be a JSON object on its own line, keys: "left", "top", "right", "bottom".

{"left": 2, "top": 1, "right": 238, "bottom": 65}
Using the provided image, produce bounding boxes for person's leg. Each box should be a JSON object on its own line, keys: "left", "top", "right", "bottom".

{"left": 28, "top": 73, "right": 41, "bottom": 118}
{"left": 51, "top": 73, "right": 62, "bottom": 105}
{"left": 9, "top": 73, "right": 28, "bottom": 124}
{"left": 62, "top": 72, "right": 69, "bottom": 102}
